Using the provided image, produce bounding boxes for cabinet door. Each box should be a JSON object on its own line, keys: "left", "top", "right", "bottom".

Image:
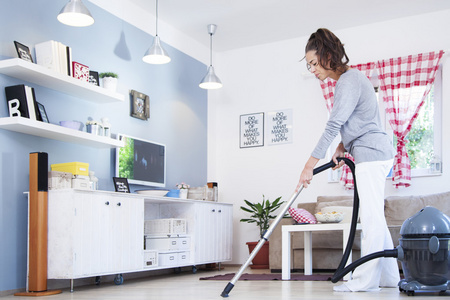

{"left": 108, "top": 195, "right": 144, "bottom": 272}
{"left": 194, "top": 203, "right": 232, "bottom": 264}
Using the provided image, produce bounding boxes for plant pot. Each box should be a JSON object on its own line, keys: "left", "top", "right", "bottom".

{"left": 246, "top": 241, "right": 269, "bottom": 269}
{"left": 101, "top": 77, "right": 118, "bottom": 92}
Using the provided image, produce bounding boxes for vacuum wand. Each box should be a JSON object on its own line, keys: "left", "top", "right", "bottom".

{"left": 220, "top": 159, "right": 338, "bottom": 298}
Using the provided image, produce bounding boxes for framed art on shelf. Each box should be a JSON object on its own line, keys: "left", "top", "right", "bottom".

{"left": 14, "top": 41, "right": 33, "bottom": 63}
{"left": 72, "top": 61, "right": 89, "bottom": 82}
{"left": 240, "top": 112, "right": 264, "bottom": 148}
{"left": 113, "top": 177, "right": 130, "bottom": 193}
{"left": 89, "top": 71, "right": 99, "bottom": 86}
{"left": 130, "top": 89, "right": 150, "bottom": 120}
{"left": 36, "top": 102, "right": 49, "bottom": 123}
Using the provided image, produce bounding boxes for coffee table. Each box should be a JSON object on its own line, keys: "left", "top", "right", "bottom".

{"left": 281, "top": 222, "right": 362, "bottom": 280}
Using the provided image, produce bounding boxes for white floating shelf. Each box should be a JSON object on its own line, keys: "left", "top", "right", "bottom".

{"left": 0, "top": 117, "right": 124, "bottom": 148}
{"left": 0, "top": 58, "right": 124, "bottom": 103}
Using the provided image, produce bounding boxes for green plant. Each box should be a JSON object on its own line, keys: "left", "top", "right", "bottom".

{"left": 99, "top": 72, "right": 119, "bottom": 79}
{"left": 240, "top": 195, "right": 284, "bottom": 238}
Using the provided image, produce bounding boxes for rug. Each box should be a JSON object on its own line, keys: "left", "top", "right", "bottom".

{"left": 199, "top": 273, "right": 333, "bottom": 281}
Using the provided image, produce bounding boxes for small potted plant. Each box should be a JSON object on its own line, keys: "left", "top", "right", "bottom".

{"left": 176, "top": 182, "right": 190, "bottom": 199}
{"left": 240, "top": 195, "right": 284, "bottom": 269}
{"left": 99, "top": 72, "right": 119, "bottom": 92}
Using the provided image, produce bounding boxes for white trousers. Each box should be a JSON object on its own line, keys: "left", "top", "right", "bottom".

{"left": 344, "top": 159, "right": 400, "bottom": 291}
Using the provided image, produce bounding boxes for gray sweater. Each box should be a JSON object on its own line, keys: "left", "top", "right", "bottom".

{"left": 311, "top": 69, "right": 395, "bottom": 164}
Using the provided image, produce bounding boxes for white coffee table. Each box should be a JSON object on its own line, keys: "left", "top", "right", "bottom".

{"left": 281, "top": 222, "right": 362, "bottom": 280}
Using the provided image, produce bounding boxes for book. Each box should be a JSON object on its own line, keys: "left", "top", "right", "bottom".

{"left": 35, "top": 40, "right": 59, "bottom": 73}
{"left": 5, "top": 84, "right": 40, "bottom": 120}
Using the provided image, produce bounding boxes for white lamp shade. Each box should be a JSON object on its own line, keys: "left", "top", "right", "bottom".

{"left": 57, "top": 0, "right": 94, "bottom": 27}
{"left": 199, "top": 66, "right": 223, "bottom": 89}
{"left": 143, "top": 36, "right": 171, "bottom": 64}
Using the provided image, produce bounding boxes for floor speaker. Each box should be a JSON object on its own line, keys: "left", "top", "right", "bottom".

{"left": 15, "top": 152, "right": 61, "bottom": 296}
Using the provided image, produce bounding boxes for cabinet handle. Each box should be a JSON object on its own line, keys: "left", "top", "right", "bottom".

{"left": 212, "top": 209, "right": 215, "bottom": 212}
{"left": 218, "top": 210, "right": 222, "bottom": 213}
{"left": 105, "top": 201, "right": 110, "bottom": 205}
{"left": 117, "top": 202, "right": 121, "bottom": 207}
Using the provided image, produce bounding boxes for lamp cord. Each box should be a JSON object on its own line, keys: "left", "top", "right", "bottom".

{"left": 210, "top": 33, "right": 213, "bottom": 67}
{"left": 155, "top": 0, "right": 159, "bottom": 36}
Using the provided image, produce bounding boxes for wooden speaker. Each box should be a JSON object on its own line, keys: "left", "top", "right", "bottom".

{"left": 15, "top": 152, "right": 61, "bottom": 296}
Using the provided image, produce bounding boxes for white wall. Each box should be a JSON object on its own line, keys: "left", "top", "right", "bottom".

{"left": 208, "top": 10, "right": 450, "bottom": 264}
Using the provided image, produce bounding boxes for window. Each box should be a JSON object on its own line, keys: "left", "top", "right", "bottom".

{"left": 378, "top": 66, "right": 442, "bottom": 177}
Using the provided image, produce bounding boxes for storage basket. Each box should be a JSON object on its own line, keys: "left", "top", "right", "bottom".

{"left": 144, "top": 218, "right": 187, "bottom": 235}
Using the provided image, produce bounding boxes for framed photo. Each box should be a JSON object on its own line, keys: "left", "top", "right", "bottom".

{"left": 240, "top": 112, "right": 264, "bottom": 148}
{"left": 130, "top": 89, "right": 150, "bottom": 120}
{"left": 113, "top": 177, "right": 130, "bottom": 193}
{"left": 36, "top": 102, "right": 49, "bottom": 123}
{"left": 14, "top": 41, "right": 33, "bottom": 63}
{"left": 89, "top": 71, "right": 99, "bottom": 86}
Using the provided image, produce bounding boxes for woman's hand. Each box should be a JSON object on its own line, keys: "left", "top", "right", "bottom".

{"left": 332, "top": 143, "right": 346, "bottom": 170}
{"left": 296, "top": 156, "right": 319, "bottom": 190}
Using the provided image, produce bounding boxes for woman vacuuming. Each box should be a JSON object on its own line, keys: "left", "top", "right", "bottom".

{"left": 297, "top": 28, "right": 400, "bottom": 292}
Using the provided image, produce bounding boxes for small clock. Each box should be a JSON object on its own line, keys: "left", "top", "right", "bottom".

{"left": 130, "top": 90, "right": 150, "bottom": 120}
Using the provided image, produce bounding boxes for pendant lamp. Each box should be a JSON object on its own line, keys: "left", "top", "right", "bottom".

{"left": 143, "top": 0, "right": 171, "bottom": 64}
{"left": 199, "top": 24, "right": 222, "bottom": 89}
{"left": 57, "top": 0, "right": 94, "bottom": 27}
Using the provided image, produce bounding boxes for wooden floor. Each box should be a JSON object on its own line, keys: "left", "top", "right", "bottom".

{"left": 4, "top": 266, "right": 447, "bottom": 299}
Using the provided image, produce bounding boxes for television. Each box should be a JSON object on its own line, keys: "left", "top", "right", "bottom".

{"left": 115, "top": 134, "right": 166, "bottom": 187}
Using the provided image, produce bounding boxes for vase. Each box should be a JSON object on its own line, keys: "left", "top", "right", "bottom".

{"left": 101, "top": 77, "right": 118, "bottom": 92}
{"left": 179, "top": 189, "right": 188, "bottom": 199}
{"left": 246, "top": 241, "right": 270, "bottom": 269}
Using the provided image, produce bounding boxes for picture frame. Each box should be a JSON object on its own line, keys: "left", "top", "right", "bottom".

{"left": 113, "top": 177, "right": 130, "bottom": 193}
{"left": 130, "top": 89, "right": 150, "bottom": 120}
{"left": 14, "top": 41, "right": 33, "bottom": 63}
{"left": 36, "top": 102, "right": 49, "bottom": 123}
{"left": 240, "top": 112, "right": 264, "bottom": 148}
{"left": 89, "top": 71, "right": 99, "bottom": 86}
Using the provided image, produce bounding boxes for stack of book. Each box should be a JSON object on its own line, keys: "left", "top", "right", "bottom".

{"left": 35, "top": 40, "right": 73, "bottom": 77}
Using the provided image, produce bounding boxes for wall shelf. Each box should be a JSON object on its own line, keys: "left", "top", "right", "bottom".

{"left": 0, "top": 58, "right": 124, "bottom": 103}
{"left": 0, "top": 117, "right": 124, "bottom": 148}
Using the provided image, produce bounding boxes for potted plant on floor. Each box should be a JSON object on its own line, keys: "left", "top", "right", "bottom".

{"left": 240, "top": 195, "right": 284, "bottom": 269}
{"left": 99, "top": 72, "right": 119, "bottom": 92}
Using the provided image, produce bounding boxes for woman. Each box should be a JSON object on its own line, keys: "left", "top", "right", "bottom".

{"left": 297, "top": 28, "right": 400, "bottom": 292}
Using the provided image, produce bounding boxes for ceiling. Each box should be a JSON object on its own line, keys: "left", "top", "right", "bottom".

{"left": 128, "top": 0, "right": 450, "bottom": 52}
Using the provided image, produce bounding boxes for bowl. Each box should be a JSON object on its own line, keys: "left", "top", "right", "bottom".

{"left": 60, "top": 120, "right": 83, "bottom": 131}
{"left": 135, "top": 190, "right": 169, "bottom": 197}
{"left": 315, "top": 211, "right": 344, "bottom": 223}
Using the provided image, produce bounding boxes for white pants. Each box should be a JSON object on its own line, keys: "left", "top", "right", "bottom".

{"left": 344, "top": 159, "right": 400, "bottom": 291}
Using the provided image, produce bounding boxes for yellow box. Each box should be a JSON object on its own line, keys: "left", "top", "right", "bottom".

{"left": 51, "top": 162, "right": 89, "bottom": 176}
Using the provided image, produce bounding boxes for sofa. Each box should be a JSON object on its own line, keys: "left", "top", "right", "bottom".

{"left": 269, "top": 191, "right": 450, "bottom": 272}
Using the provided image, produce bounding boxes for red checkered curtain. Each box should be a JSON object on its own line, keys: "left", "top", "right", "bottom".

{"left": 376, "top": 51, "right": 443, "bottom": 188}
{"left": 318, "top": 63, "right": 376, "bottom": 189}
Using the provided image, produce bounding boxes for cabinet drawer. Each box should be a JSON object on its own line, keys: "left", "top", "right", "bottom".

{"left": 158, "top": 251, "right": 190, "bottom": 267}
{"left": 145, "top": 237, "right": 190, "bottom": 251}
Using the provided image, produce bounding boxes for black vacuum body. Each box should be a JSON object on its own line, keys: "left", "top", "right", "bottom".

{"left": 397, "top": 206, "right": 450, "bottom": 295}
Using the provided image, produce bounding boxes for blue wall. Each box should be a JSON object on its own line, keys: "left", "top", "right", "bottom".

{"left": 0, "top": 0, "right": 207, "bottom": 292}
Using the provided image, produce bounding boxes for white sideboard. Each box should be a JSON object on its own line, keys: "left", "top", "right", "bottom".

{"left": 47, "top": 189, "right": 233, "bottom": 287}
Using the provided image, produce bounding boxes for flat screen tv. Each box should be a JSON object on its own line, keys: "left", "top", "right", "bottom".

{"left": 115, "top": 134, "right": 166, "bottom": 187}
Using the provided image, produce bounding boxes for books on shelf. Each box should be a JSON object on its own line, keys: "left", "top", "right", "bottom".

{"left": 35, "top": 40, "right": 73, "bottom": 77}
{"left": 5, "top": 84, "right": 42, "bottom": 121}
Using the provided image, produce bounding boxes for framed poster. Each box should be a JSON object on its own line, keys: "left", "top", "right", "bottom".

{"left": 266, "top": 109, "right": 293, "bottom": 145}
{"left": 36, "top": 102, "right": 49, "bottom": 123}
{"left": 240, "top": 112, "right": 264, "bottom": 148}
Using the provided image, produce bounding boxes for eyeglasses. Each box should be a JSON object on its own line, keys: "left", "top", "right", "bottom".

{"left": 306, "top": 60, "right": 318, "bottom": 72}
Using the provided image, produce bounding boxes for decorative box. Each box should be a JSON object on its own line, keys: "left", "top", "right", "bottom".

{"left": 51, "top": 162, "right": 89, "bottom": 176}
{"left": 72, "top": 175, "right": 91, "bottom": 190}
{"left": 48, "top": 171, "right": 72, "bottom": 190}
{"left": 72, "top": 61, "right": 89, "bottom": 82}
{"left": 143, "top": 250, "right": 158, "bottom": 268}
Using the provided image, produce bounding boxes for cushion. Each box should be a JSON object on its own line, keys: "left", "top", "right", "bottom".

{"left": 315, "top": 199, "right": 354, "bottom": 214}
{"left": 288, "top": 207, "right": 317, "bottom": 224}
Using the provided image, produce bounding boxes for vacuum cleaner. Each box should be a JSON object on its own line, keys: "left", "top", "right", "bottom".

{"left": 221, "top": 158, "right": 450, "bottom": 297}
